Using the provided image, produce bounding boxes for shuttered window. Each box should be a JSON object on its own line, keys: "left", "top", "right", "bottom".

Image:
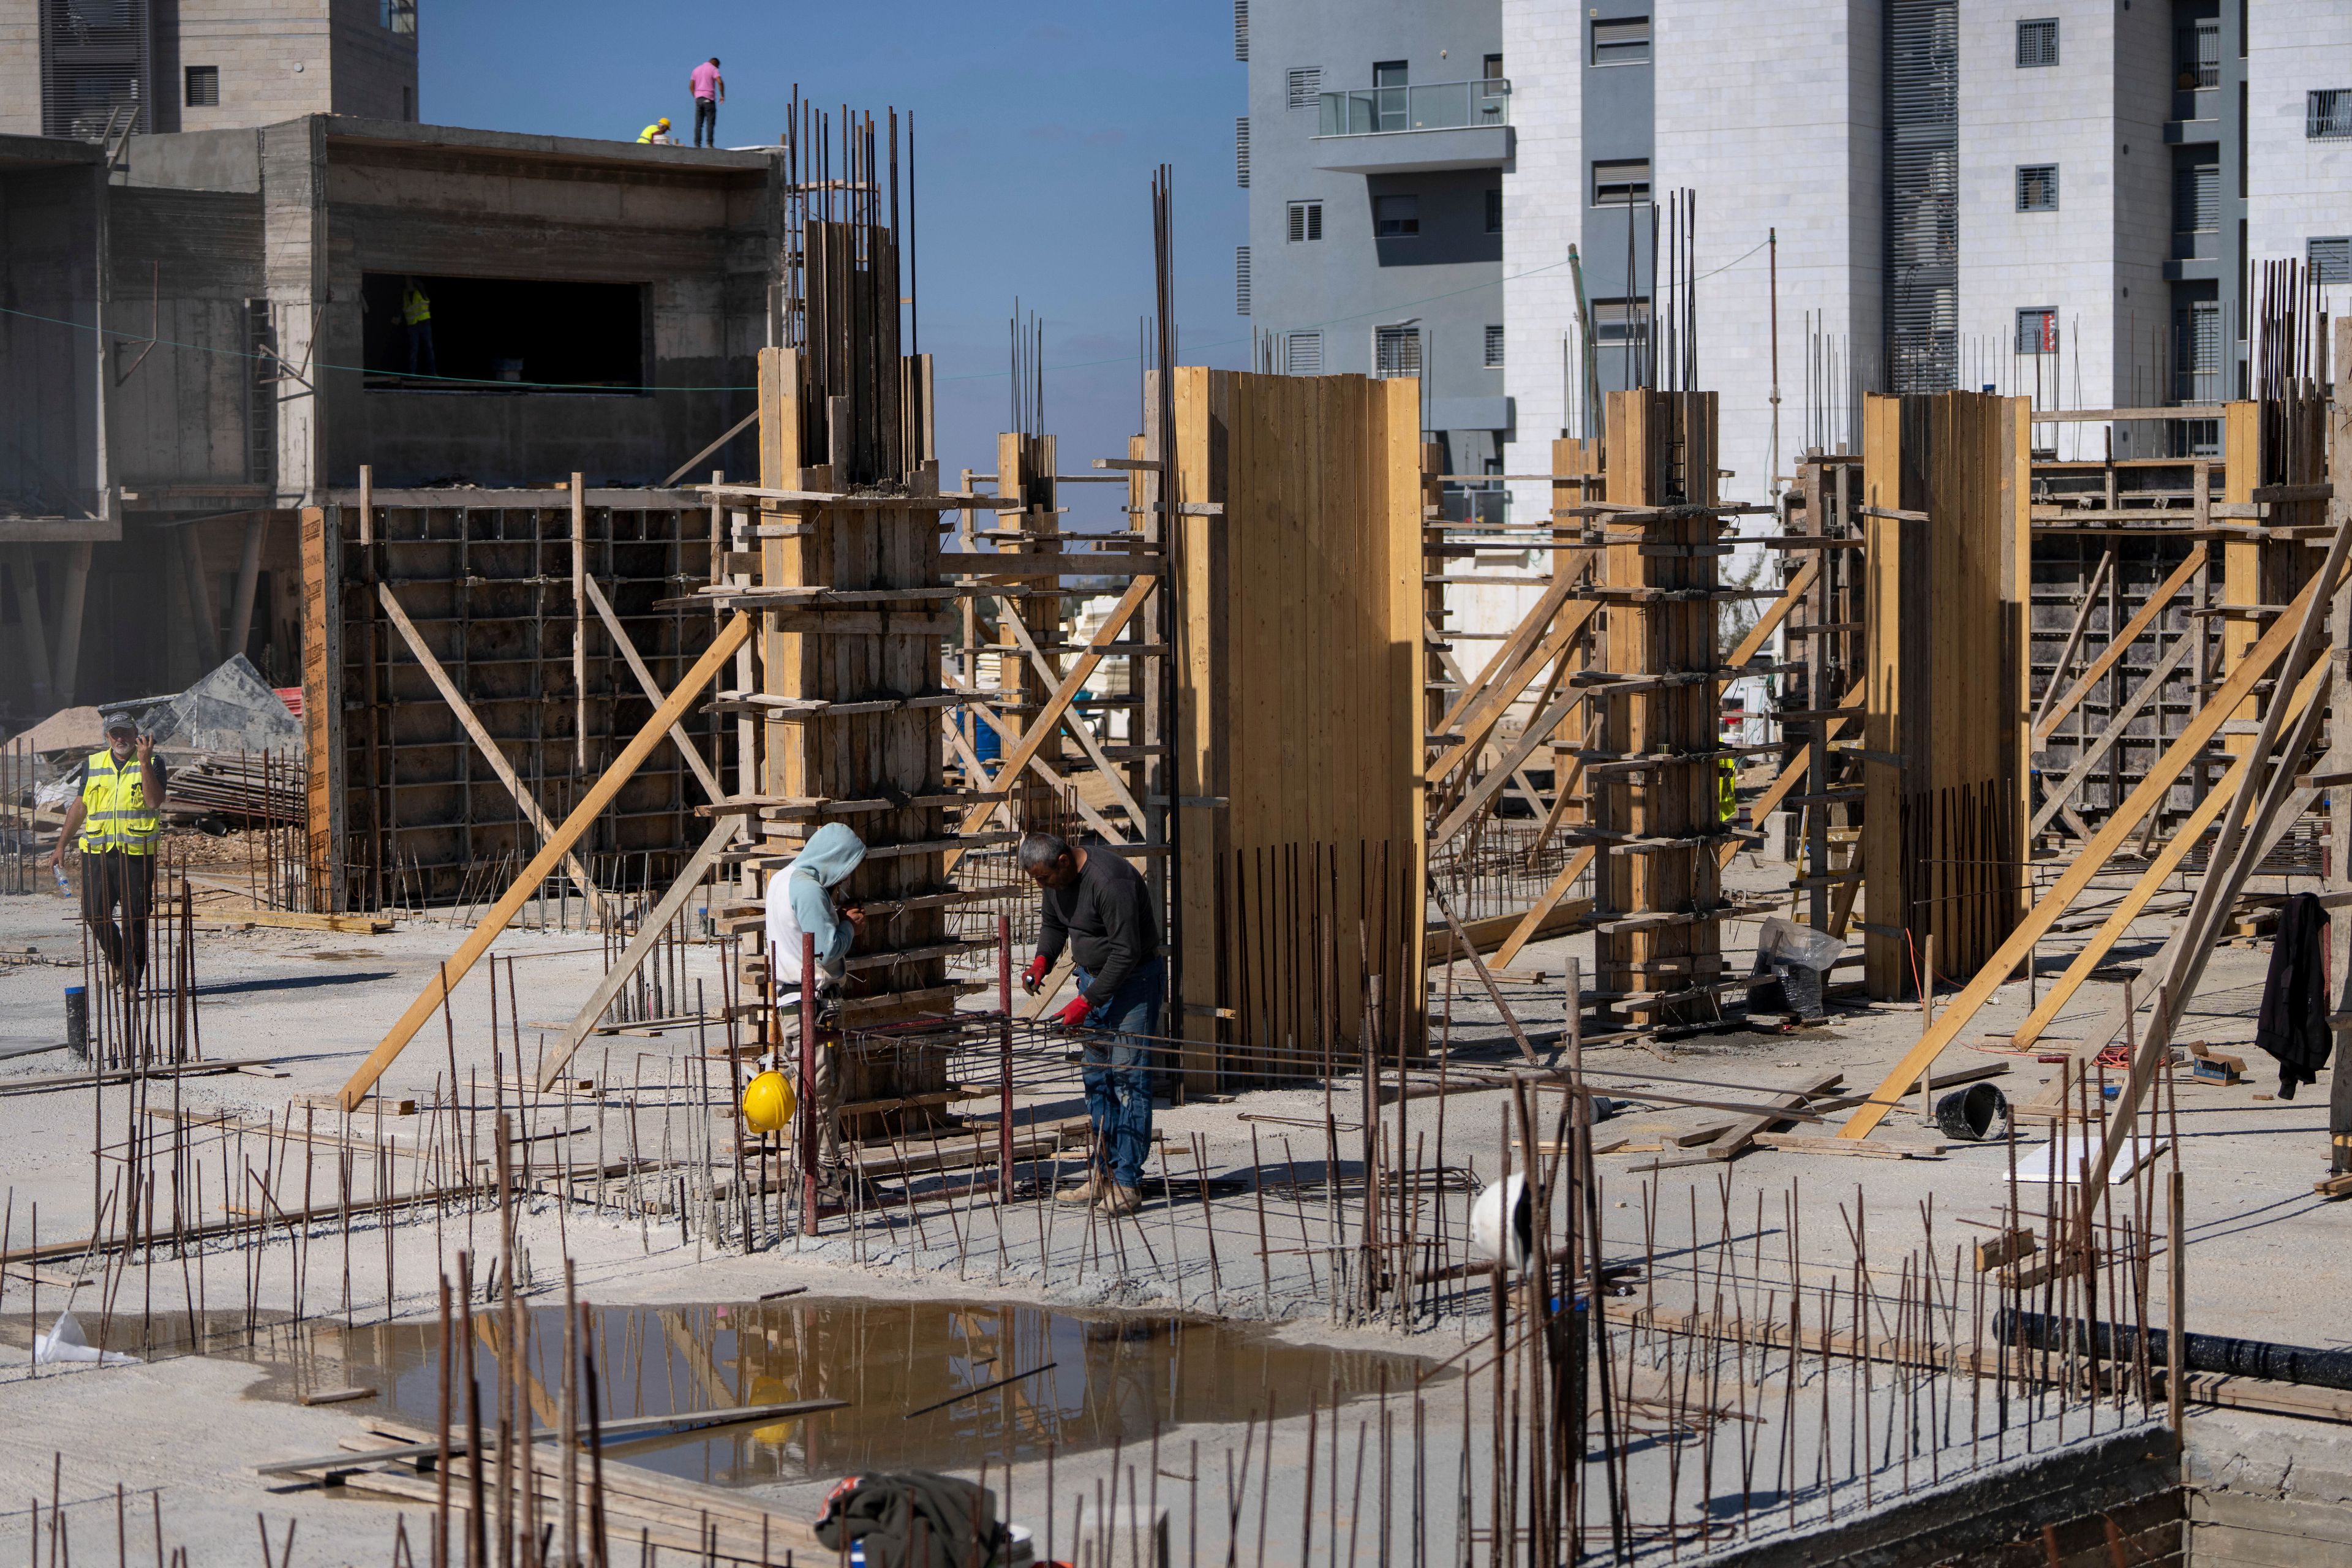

{"left": 1374, "top": 195, "right": 1419, "bottom": 238}
{"left": 2016, "top": 307, "right": 2058, "bottom": 354}
{"left": 2016, "top": 164, "right": 2059, "bottom": 212}
{"left": 1235, "top": 247, "right": 1251, "bottom": 316}
{"left": 1234, "top": 0, "right": 1248, "bottom": 62}
{"left": 1484, "top": 325, "right": 1505, "bottom": 368}
{"left": 2311, "top": 237, "right": 2352, "bottom": 285}
{"left": 2175, "top": 160, "right": 2218, "bottom": 232}
{"left": 1235, "top": 118, "right": 1249, "bottom": 187}
{"left": 1485, "top": 189, "right": 1502, "bottom": 233}
{"left": 184, "top": 65, "right": 219, "bottom": 105}
{"left": 1285, "top": 331, "right": 1323, "bottom": 375}
{"left": 1287, "top": 67, "right": 1321, "bottom": 110}
{"left": 2016, "top": 18, "right": 2057, "bottom": 67}
{"left": 1591, "top": 17, "right": 1649, "bottom": 66}
{"left": 1594, "top": 159, "right": 1651, "bottom": 206}
{"left": 1592, "top": 298, "right": 1648, "bottom": 344}
{"left": 1287, "top": 200, "right": 1323, "bottom": 242}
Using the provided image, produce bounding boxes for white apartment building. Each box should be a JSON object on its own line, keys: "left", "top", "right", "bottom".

{"left": 1501, "top": 0, "right": 2352, "bottom": 527}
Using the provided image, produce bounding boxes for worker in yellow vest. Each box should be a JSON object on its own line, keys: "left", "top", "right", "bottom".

{"left": 1717, "top": 755, "right": 1739, "bottom": 825}
{"left": 637, "top": 117, "right": 673, "bottom": 145}
{"left": 401, "top": 276, "right": 436, "bottom": 377}
{"left": 50, "top": 714, "right": 168, "bottom": 988}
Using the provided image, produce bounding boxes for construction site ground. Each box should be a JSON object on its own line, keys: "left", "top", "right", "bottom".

{"left": 0, "top": 838, "right": 2337, "bottom": 1561}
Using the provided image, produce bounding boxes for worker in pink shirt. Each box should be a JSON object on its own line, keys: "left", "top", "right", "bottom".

{"left": 690, "top": 58, "right": 724, "bottom": 148}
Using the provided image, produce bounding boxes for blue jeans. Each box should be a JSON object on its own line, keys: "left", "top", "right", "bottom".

{"left": 1072, "top": 960, "right": 1163, "bottom": 1190}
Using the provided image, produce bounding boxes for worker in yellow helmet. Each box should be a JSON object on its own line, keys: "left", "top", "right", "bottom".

{"left": 50, "top": 714, "right": 168, "bottom": 989}
{"left": 637, "top": 117, "right": 673, "bottom": 145}
{"left": 1718, "top": 755, "right": 1739, "bottom": 824}
{"left": 400, "top": 276, "right": 435, "bottom": 377}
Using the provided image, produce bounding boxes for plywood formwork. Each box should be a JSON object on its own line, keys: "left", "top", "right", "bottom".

{"left": 1860, "top": 392, "right": 2029, "bottom": 1000}
{"left": 1172, "top": 368, "right": 1426, "bottom": 1089}
{"left": 300, "top": 486, "right": 718, "bottom": 912}
{"left": 1585, "top": 390, "right": 1728, "bottom": 1026}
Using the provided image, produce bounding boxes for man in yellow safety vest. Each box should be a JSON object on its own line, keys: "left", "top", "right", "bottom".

{"left": 637, "top": 117, "right": 673, "bottom": 145}
{"left": 401, "top": 276, "right": 435, "bottom": 377}
{"left": 50, "top": 713, "right": 168, "bottom": 988}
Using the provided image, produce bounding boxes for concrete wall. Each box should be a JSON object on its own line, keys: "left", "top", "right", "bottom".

{"left": 1245, "top": 0, "right": 1507, "bottom": 472}
{"left": 0, "top": 149, "right": 103, "bottom": 518}
{"left": 0, "top": 2, "right": 40, "bottom": 139}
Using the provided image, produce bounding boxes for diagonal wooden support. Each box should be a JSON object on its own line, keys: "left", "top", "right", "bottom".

{"left": 947, "top": 706, "right": 1126, "bottom": 844}
{"left": 539, "top": 814, "right": 740, "bottom": 1088}
{"left": 339, "top": 613, "right": 752, "bottom": 1110}
{"left": 1432, "top": 575, "right": 1578, "bottom": 739}
{"left": 2028, "top": 628, "right": 2195, "bottom": 837}
{"left": 1728, "top": 558, "right": 1817, "bottom": 666}
{"left": 944, "top": 576, "right": 1155, "bottom": 873}
{"left": 1429, "top": 587, "right": 1599, "bottom": 786}
{"left": 376, "top": 581, "right": 609, "bottom": 915}
{"left": 580, "top": 575, "right": 725, "bottom": 804}
{"left": 1433, "top": 684, "right": 1588, "bottom": 848}
{"left": 1841, "top": 556, "right": 2340, "bottom": 1140}
{"left": 1493, "top": 846, "right": 1598, "bottom": 971}
{"left": 2013, "top": 653, "right": 2323, "bottom": 1067}
{"left": 2032, "top": 545, "right": 2207, "bottom": 747}
{"left": 2030, "top": 546, "right": 2114, "bottom": 734}
{"left": 995, "top": 598, "right": 1150, "bottom": 832}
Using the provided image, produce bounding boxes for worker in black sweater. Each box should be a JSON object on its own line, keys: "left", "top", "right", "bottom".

{"left": 1019, "top": 831, "right": 1163, "bottom": 1216}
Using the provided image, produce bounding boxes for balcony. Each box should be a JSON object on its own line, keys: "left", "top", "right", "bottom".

{"left": 1311, "top": 80, "right": 1513, "bottom": 175}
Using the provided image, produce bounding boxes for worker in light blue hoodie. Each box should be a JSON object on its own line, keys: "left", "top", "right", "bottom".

{"left": 763, "top": 822, "right": 867, "bottom": 1199}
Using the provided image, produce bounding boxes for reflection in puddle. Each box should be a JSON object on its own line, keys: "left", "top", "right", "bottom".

{"left": 95, "top": 1298, "right": 1442, "bottom": 1490}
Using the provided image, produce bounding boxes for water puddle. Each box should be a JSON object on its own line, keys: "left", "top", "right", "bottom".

{"left": 43, "top": 1298, "right": 1441, "bottom": 1490}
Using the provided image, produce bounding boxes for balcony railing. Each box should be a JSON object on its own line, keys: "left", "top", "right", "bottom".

{"left": 1317, "top": 79, "right": 1510, "bottom": 137}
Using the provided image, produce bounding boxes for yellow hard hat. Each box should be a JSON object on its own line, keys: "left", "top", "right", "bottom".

{"left": 741, "top": 1069, "right": 795, "bottom": 1134}
{"left": 658, "top": 118, "right": 671, "bottom": 129}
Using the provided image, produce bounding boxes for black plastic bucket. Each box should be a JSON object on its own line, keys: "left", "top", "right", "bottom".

{"left": 1934, "top": 1081, "right": 2008, "bottom": 1141}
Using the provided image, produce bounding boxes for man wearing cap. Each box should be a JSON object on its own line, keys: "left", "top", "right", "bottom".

{"left": 50, "top": 716, "right": 167, "bottom": 989}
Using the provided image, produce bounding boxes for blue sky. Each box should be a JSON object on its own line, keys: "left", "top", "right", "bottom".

{"left": 423, "top": 1, "right": 1250, "bottom": 496}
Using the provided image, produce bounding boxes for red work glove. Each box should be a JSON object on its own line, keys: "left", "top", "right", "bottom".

{"left": 1057, "top": 995, "right": 1094, "bottom": 1029}
{"left": 1022, "top": 954, "right": 1050, "bottom": 994}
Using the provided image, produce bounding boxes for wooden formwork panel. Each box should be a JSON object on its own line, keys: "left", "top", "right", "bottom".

{"left": 1861, "top": 393, "right": 2029, "bottom": 999}
{"left": 302, "top": 495, "right": 717, "bottom": 910}
{"left": 1174, "top": 368, "right": 1427, "bottom": 1087}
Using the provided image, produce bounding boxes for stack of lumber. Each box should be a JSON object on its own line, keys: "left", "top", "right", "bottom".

{"left": 165, "top": 752, "right": 304, "bottom": 824}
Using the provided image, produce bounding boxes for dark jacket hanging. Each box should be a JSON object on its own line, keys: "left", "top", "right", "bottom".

{"left": 2255, "top": 891, "right": 2332, "bottom": 1099}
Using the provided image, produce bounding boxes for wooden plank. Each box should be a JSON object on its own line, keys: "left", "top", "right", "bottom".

{"left": 337, "top": 614, "right": 752, "bottom": 1110}
{"left": 1841, "top": 556, "right": 2338, "bottom": 1138}
{"left": 2027, "top": 627, "right": 2195, "bottom": 836}
{"left": 1705, "top": 1071, "right": 1843, "bottom": 1161}
{"left": 1494, "top": 847, "right": 1599, "bottom": 970}
{"left": 1430, "top": 896, "right": 1594, "bottom": 963}
{"left": 581, "top": 575, "right": 723, "bottom": 803}
{"left": 2031, "top": 543, "right": 2206, "bottom": 746}
{"left": 1727, "top": 557, "right": 1817, "bottom": 665}
{"left": 375, "top": 581, "right": 608, "bottom": 912}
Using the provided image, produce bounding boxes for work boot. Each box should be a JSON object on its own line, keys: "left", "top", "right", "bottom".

{"left": 1098, "top": 1184, "right": 1142, "bottom": 1218}
{"left": 1056, "top": 1173, "right": 1106, "bottom": 1205}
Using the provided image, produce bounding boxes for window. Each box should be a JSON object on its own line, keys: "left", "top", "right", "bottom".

{"left": 1483, "top": 53, "right": 1504, "bottom": 81}
{"left": 1374, "top": 194, "right": 1419, "bottom": 238}
{"left": 1373, "top": 60, "right": 1408, "bottom": 88}
{"left": 1372, "top": 60, "right": 1408, "bottom": 131}
{"left": 401, "top": 85, "right": 415, "bottom": 121}
{"left": 2176, "top": 159, "right": 2218, "bottom": 233}
{"left": 1286, "top": 67, "right": 1322, "bottom": 110}
{"left": 1591, "top": 297, "right": 1648, "bottom": 344}
{"left": 1234, "top": 0, "right": 1248, "bottom": 62}
{"left": 2016, "top": 18, "right": 2058, "bottom": 67}
{"left": 1235, "top": 247, "right": 1251, "bottom": 316}
{"left": 1373, "top": 325, "right": 1422, "bottom": 378}
{"left": 1485, "top": 188, "right": 1502, "bottom": 234}
{"left": 1591, "top": 16, "right": 1650, "bottom": 66}
{"left": 1287, "top": 199, "right": 1323, "bottom": 242}
{"left": 2310, "top": 90, "right": 2352, "bottom": 139}
{"left": 2175, "top": 300, "right": 2221, "bottom": 402}
{"left": 2311, "top": 237, "right": 2352, "bottom": 286}
{"left": 380, "top": 0, "right": 415, "bottom": 34}
{"left": 2016, "top": 164, "right": 2059, "bottom": 211}
{"left": 1593, "top": 158, "right": 1651, "bottom": 206}
{"left": 2179, "top": 20, "right": 2218, "bottom": 88}
{"left": 360, "top": 273, "right": 644, "bottom": 391}
{"left": 1284, "top": 330, "right": 1323, "bottom": 375}
{"left": 2016, "top": 307, "right": 2059, "bottom": 355}
{"left": 1235, "top": 118, "right": 1250, "bottom": 187}
{"left": 184, "top": 66, "right": 219, "bottom": 107}
{"left": 1483, "top": 325, "right": 1505, "bottom": 368}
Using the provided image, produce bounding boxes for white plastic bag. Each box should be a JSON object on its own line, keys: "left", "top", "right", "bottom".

{"left": 33, "top": 1311, "right": 137, "bottom": 1366}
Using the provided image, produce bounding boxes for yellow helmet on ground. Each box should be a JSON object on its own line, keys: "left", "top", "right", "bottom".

{"left": 741, "top": 1069, "right": 796, "bottom": 1134}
